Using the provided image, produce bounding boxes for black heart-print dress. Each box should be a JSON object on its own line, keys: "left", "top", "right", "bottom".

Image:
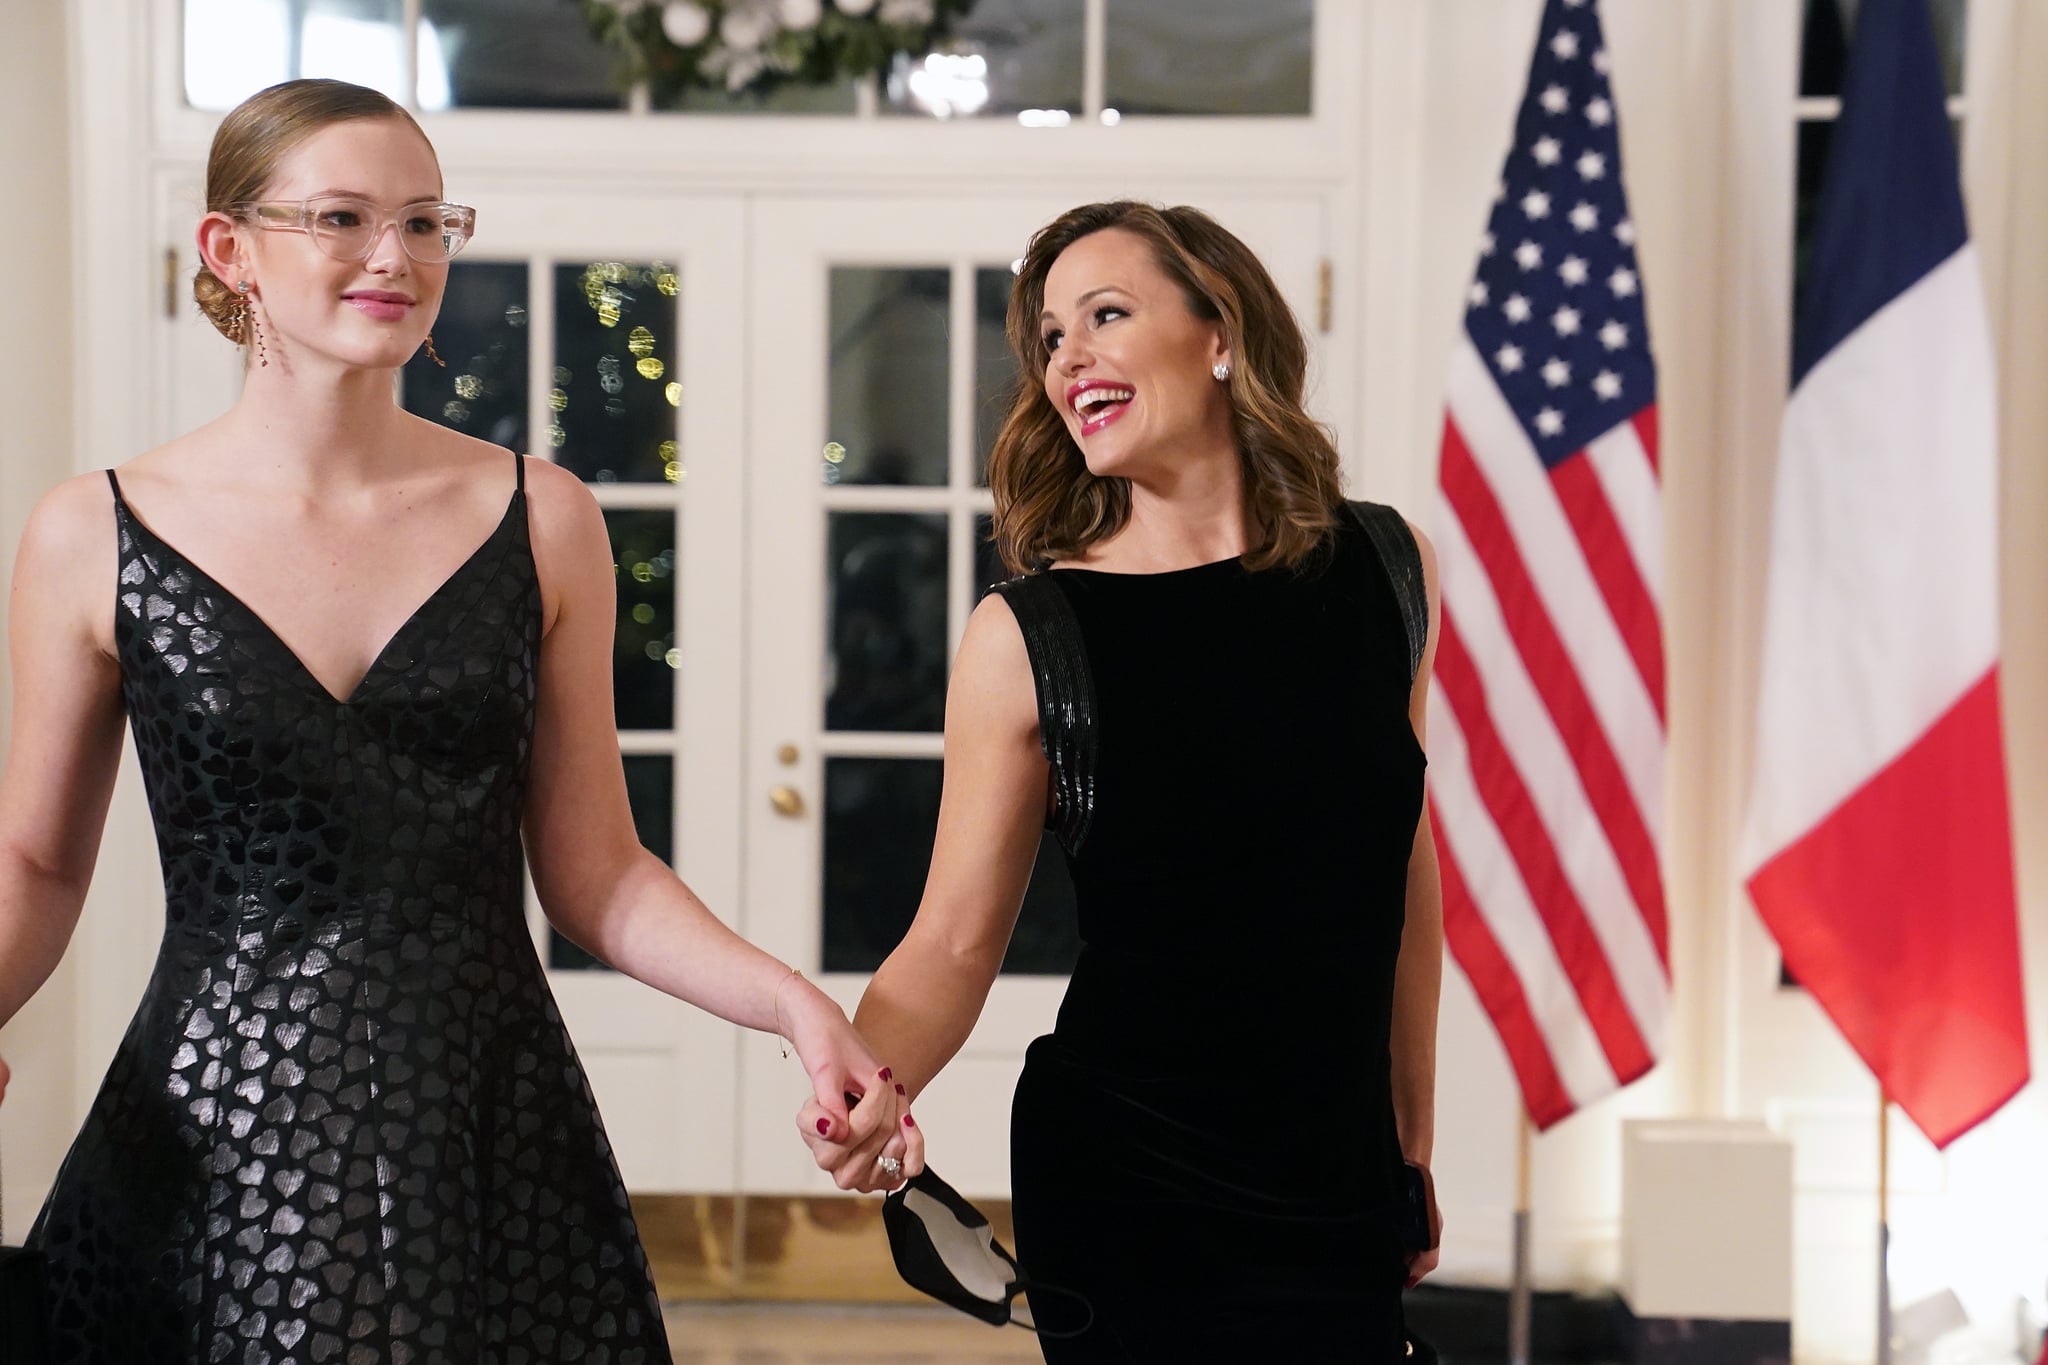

{"left": 27, "top": 455, "right": 670, "bottom": 1364}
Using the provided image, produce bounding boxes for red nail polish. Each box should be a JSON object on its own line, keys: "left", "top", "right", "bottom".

{"left": 816, "top": 1117, "right": 830, "bottom": 1136}
{"left": 903, "top": 1114, "right": 915, "bottom": 1128}
{"left": 894, "top": 1083, "right": 906, "bottom": 1095}
{"left": 878, "top": 1067, "right": 892, "bottom": 1082}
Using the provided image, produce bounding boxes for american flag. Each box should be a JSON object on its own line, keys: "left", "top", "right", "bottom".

{"left": 1429, "top": 0, "right": 1668, "bottom": 1128}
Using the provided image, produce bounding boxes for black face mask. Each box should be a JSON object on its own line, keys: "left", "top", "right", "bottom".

{"left": 880, "top": 1167, "right": 1092, "bottom": 1338}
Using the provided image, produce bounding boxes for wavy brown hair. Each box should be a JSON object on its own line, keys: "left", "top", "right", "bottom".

{"left": 194, "top": 79, "right": 432, "bottom": 342}
{"left": 986, "top": 201, "right": 1344, "bottom": 575}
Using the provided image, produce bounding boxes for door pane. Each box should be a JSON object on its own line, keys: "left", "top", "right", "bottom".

{"left": 1104, "top": 0, "right": 1313, "bottom": 116}
{"left": 825, "top": 269, "right": 950, "bottom": 487}
{"left": 607, "top": 509, "right": 679, "bottom": 731}
{"left": 822, "top": 759, "right": 1080, "bottom": 975}
{"left": 400, "top": 260, "right": 529, "bottom": 451}
{"left": 184, "top": 0, "right": 406, "bottom": 110}
{"left": 825, "top": 512, "right": 948, "bottom": 733}
{"left": 550, "top": 754, "right": 674, "bottom": 969}
{"left": 1800, "top": 0, "right": 1967, "bottom": 98}
{"left": 553, "top": 261, "right": 682, "bottom": 484}
{"left": 883, "top": 0, "right": 1085, "bottom": 120}
{"left": 975, "top": 266, "right": 1018, "bottom": 486}
{"left": 420, "top": 0, "right": 626, "bottom": 109}
{"left": 972, "top": 512, "right": 1007, "bottom": 596}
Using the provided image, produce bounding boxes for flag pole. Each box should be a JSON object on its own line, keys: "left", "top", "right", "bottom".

{"left": 1510, "top": 1103, "right": 1533, "bottom": 1365}
{"left": 1877, "top": 1089, "right": 1893, "bottom": 1365}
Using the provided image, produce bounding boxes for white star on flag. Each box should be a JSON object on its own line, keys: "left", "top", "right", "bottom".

{"left": 1570, "top": 202, "right": 1600, "bottom": 232}
{"left": 1521, "top": 190, "right": 1552, "bottom": 220}
{"left": 1516, "top": 241, "right": 1544, "bottom": 270}
{"left": 1540, "top": 84, "right": 1570, "bottom": 114}
{"left": 1496, "top": 343, "right": 1525, "bottom": 372}
{"left": 1552, "top": 305, "right": 1582, "bottom": 336}
{"left": 1577, "top": 150, "right": 1607, "bottom": 181}
{"left": 1593, "top": 369, "right": 1623, "bottom": 399}
{"left": 1534, "top": 407, "right": 1565, "bottom": 436}
{"left": 1586, "top": 97, "right": 1613, "bottom": 126}
{"left": 1593, "top": 48, "right": 1611, "bottom": 73}
{"left": 1533, "top": 136, "right": 1563, "bottom": 166}
{"left": 1615, "top": 218, "right": 1637, "bottom": 245}
{"left": 1480, "top": 230, "right": 1496, "bottom": 256}
{"left": 1600, "top": 319, "right": 1630, "bottom": 350}
{"left": 1609, "top": 266, "right": 1639, "bottom": 297}
{"left": 1552, "top": 30, "right": 1580, "bottom": 60}
{"left": 1559, "top": 256, "right": 1589, "bottom": 286}
{"left": 1543, "top": 357, "right": 1572, "bottom": 387}
{"left": 1469, "top": 281, "right": 1490, "bottom": 307}
{"left": 1504, "top": 294, "right": 1533, "bottom": 323}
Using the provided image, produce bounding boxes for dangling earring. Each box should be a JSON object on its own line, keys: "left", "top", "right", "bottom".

{"left": 421, "top": 334, "right": 446, "bottom": 368}
{"left": 1212, "top": 361, "right": 1232, "bottom": 381}
{"left": 236, "top": 280, "right": 268, "bottom": 368}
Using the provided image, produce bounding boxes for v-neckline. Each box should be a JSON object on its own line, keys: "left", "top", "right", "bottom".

{"left": 113, "top": 485, "right": 523, "bottom": 708}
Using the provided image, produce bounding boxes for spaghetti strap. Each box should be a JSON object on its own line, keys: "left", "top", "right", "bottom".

{"left": 104, "top": 468, "right": 125, "bottom": 506}
{"left": 514, "top": 450, "right": 525, "bottom": 494}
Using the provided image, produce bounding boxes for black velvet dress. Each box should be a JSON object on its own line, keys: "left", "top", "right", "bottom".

{"left": 27, "top": 456, "right": 670, "bottom": 1364}
{"left": 997, "top": 504, "right": 1427, "bottom": 1362}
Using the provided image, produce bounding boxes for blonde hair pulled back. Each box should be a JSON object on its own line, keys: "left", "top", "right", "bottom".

{"left": 194, "top": 79, "right": 430, "bottom": 342}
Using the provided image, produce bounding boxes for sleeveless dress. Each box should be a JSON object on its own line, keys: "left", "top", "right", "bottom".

{"left": 997, "top": 504, "right": 1427, "bottom": 1362}
{"left": 27, "top": 456, "right": 670, "bottom": 1365}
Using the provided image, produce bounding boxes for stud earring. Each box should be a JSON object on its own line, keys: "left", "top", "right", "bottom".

{"left": 1212, "top": 362, "right": 1232, "bottom": 381}
{"left": 421, "top": 334, "right": 446, "bottom": 368}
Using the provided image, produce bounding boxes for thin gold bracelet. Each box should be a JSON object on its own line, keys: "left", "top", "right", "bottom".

{"left": 773, "top": 966, "right": 803, "bottom": 1059}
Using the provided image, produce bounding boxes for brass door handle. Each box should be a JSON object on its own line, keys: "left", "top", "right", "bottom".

{"left": 768, "top": 785, "right": 805, "bottom": 818}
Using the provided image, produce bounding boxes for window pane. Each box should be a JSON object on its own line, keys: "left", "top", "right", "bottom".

{"left": 822, "top": 757, "right": 1079, "bottom": 975}
{"left": 552, "top": 754, "right": 673, "bottom": 969}
{"left": 972, "top": 512, "right": 1007, "bottom": 597}
{"left": 1105, "top": 0, "right": 1313, "bottom": 116}
{"left": 826, "top": 268, "right": 950, "bottom": 487}
{"left": 826, "top": 512, "right": 948, "bottom": 733}
{"left": 975, "top": 267, "right": 1018, "bottom": 487}
{"left": 420, "top": 0, "right": 626, "bottom": 109}
{"left": 184, "top": 0, "right": 407, "bottom": 110}
{"left": 1800, "top": 0, "right": 1967, "bottom": 98}
{"left": 883, "top": 0, "right": 1084, "bottom": 121}
{"left": 608, "top": 509, "right": 679, "bottom": 731}
{"left": 553, "top": 262, "right": 682, "bottom": 484}
{"left": 400, "top": 261, "right": 528, "bottom": 450}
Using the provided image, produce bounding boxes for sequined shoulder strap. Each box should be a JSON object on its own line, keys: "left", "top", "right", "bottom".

{"left": 989, "top": 573, "right": 1097, "bottom": 856}
{"left": 1347, "top": 500, "right": 1427, "bottom": 688}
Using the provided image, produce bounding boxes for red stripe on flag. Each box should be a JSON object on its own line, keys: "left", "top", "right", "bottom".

{"left": 1434, "top": 613, "right": 1655, "bottom": 1083}
{"left": 1748, "top": 668, "right": 2027, "bottom": 1148}
{"left": 1631, "top": 408, "right": 1660, "bottom": 475}
{"left": 1441, "top": 418, "right": 1670, "bottom": 959}
{"left": 1433, "top": 798, "right": 1576, "bottom": 1128}
{"left": 1550, "top": 447, "right": 1667, "bottom": 723}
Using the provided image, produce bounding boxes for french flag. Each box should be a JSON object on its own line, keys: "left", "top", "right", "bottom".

{"left": 1740, "top": 0, "right": 2027, "bottom": 1148}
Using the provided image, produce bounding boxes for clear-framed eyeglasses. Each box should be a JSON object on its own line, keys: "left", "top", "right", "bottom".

{"left": 230, "top": 195, "right": 477, "bottom": 264}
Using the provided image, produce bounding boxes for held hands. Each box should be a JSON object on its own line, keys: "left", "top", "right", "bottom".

{"left": 776, "top": 974, "right": 924, "bottom": 1192}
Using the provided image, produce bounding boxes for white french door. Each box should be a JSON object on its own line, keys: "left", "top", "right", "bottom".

{"left": 736, "top": 192, "right": 1327, "bottom": 1196}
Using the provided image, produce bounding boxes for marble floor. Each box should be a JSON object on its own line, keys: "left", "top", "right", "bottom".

{"left": 662, "top": 1302, "right": 1046, "bottom": 1364}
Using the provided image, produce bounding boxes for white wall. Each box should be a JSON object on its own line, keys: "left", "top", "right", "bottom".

{"left": 0, "top": 0, "right": 78, "bottom": 1246}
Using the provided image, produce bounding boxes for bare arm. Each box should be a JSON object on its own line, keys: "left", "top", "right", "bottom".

{"left": 850, "top": 593, "right": 1050, "bottom": 1098}
{"left": 519, "top": 460, "right": 907, "bottom": 1152}
{"left": 0, "top": 477, "right": 129, "bottom": 1032}
{"left": 1390, "top": 520, "right": 1445, "bottom": 1278}
{"left": 798, "top": 592, "right": 1048, "bottom": 1190}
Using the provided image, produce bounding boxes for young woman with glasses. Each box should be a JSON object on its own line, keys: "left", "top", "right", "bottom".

{"left": 0, "top": 78, "right": 918, "bottom": 1363}
{"left": 800, "top": 202, "right": 1446, "bottom": 1360}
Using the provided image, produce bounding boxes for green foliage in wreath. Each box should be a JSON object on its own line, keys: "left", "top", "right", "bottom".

{"left": 581, "top": 0, "right": 978, "bottom": 102}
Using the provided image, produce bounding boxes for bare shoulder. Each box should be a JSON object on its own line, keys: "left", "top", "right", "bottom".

{"left": 516, "top": 457, "right": 608, "bottom": 632}
{"left": 1402, "top": 517, "right": 1440, "bottom": 590}
{"left": 951, "top": 591, "right": 1038, "bottom": 739}
{"left": 14, "top": 472, "right": 124, "bottom": 653}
